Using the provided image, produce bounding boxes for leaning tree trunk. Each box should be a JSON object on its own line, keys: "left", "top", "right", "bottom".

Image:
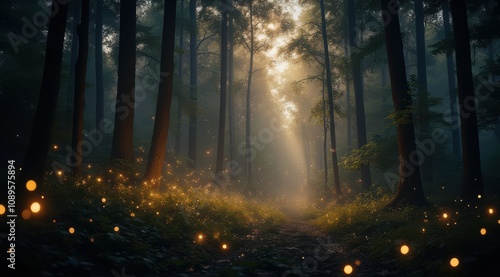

{"left": 188, "top": 0, "right": 198, "bottom": 168}
{"left": 111, "top": 0, "right": 136, "bottom": 161}
{"left": 449, "top": 0, "right": 483, "bottom": 202}
{"left": 71, "top": 0, "right": 90, "bottom": 177}
{"left": 20, "top": 0, "right": 69, "bottom": 212}
{"left": 245, "top": 0, "right": 254, "bottom": 187}
{"left": 143, "top": 0, "right": 177, "bottom": 183}
{"left": 215, "top": 0, "right": 229, "bottom": 187}
{"left": 414, "top": 0, "right": 433, "bottom": 182}
{"left": 442, "top": 1, "right": 460, "bottom": 154}
{"left": 347, "top": 0, "right": 371, "bottom": 189}
{"left": 380, "top": 0, "right": 427, "bottom": 208}
{"left": 95, "top": 0, "right": 104, "bottom": 130}
{"left": 320, "top": 0, "right": 341, "bottom": 196}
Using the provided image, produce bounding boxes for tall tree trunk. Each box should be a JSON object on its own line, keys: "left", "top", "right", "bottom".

{"left": 302, "top": 127, "right": 311, "bottom": 186}
{"left": 111, "top": 0, "right": 136, "bottom": 161}
{"left": 450, "top": 0, "right": 483, "bottom": 202}
{"left": 71, "top": 0, "right": 90, "bottom": 177}
{"left": 175, "top": 0, "right": 184, "bottom": 156}
{"left": 245, "top": 0, "right": 254, "bottom": 187}
{"left": 380, "top": 0, "right": 427, "bottom": 208}
{"left": 143, "top": 0, "right": 177, "bottom": 183}
{"left": 347, "top": 0, "right": 371, "bottom": 189}
{"left": 215, "top": 0, "right": 229, "bottom": 187}
{"left": 322, "top": 77, "right": 328, "bottom": 192}
{"left": 20, "top": 0, "right": 69, "bottom": 211}
{"left": 228, "top": 10, "right": 236, "bottom": 171}
{"left": 344, "top": 42, "right": 352, "bottom": 150}
{"left": 95, "top": 0, "right": 104, "bottom": 130}
{"left": 66, "top": 0, "right": 81, "bottom": 129}
{"left": 320, "top": 0, "right": 341, "bottom": 196}
{"left": 414, "top": 0, "right": 433, "bottom": 182}
{"left": 442, "top": 1, "right": 460, "bottom": 154}
{"left": 188, "top": 0, "right": 198, "bottom": 168}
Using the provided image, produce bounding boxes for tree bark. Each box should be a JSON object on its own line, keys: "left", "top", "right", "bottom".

{"left": 442, "top": 1, "right": 460, "bottom": 154}
{"left": 246, "top": 0, "right": 254, "bottom": 187}
{"left": 380, "top": 0, "right": 427, "bottom": 208}
{"left": 188, "top": 0, "right": 198, "bottom": 168}
{"left": 322, "top": 75, "right": 328, "bottom": 192}
{"left": 228, "top": 9, "right": 236, "bottom": 172}
{"left": 344, "top": 42, "right": 352, "bottom": 150}
{"left": 71, "top": 0, "right": 90, "bottom": 177}
{"left": 347, "top": 0, "right": 371, "bottom": 189}
{"left": 414, "top": 0, "right": 433, "bottom": 182}
{"left": 175, "top": 0, "right": 184, "bottom": 156}
{"left": 66, "top": 0, "right": 81, "bottom": 129}
{"left": 143, "top": 0, "right": 177, "bottom": 183}
{"left": 95, "top": 0, "right": 104, "bottom": 130}
{"left": 20, "top": 0, "right": 69, "bottom": 211}
{"left": 215, "top": 0, "right": 229, "bottom": 187}
{"left": 320, "top": 0, "right": 341, "bottom": 196}
{"left": 111, "top": 0, "right": 136, "bottom": 161}
{"left": 449, "top": 0, "right": 483, "bottom": 202}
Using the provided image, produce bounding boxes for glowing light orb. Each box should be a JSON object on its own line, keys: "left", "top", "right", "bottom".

{"left": 130, "top": 212, "right": 135, "bottom": 217}
{"left": 344, "top": 265, "right": 353, "bottom": 274}
{"left": 21, "top": 209, "right": 31, "bottom": 219}
{"left": 53, "top": 145, "right": 58, "bottom": 150}
{"left": 450, "top": 257, "right": 459, "bottom": 267}
{"left": 480, "top": 228, "right": 487, "bottom": 235}
{"left": 101, "top": 198, "right": 106, "bottom": 203}
{"left": 30, "top": 202, "right": 41, "bottom": 213}
{"left": 477, "top": 195, "right": 482, "bottom": 199}
{"left": 97, "top": 177, "right": 102, "bottom": 182}
{"left": 0, "top": 205, "right": 5, "bottom": 215}
{"left": 114, "top": 226, "right": 120, "bottom": 232}
{"left": 488, "top": 208, "right": 494, "bottom": 214}
{"left": 69, "top": 227, "right": 75, "bottom": 234}
{"left": 400, "top": 245, "right": 410, "bottom": 255}
{"left": 442, "top": 213, "right": 448, "bottom": 219}
{"left": 354, "top": 260, "right": 361, "bottom": 266}
{"left": 198, "top": 234, "right": 204, "bottom": 240}
{"left": 222, "top": 243, "right": 228, "bottom": 250}
{"left": 57, "top": 170, "right": 63, "bottom": 176}
{"left": 26, "top": 180, "right": 37, "bottom": 191}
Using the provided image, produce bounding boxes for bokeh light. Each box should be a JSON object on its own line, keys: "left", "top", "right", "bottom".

{"left": 0, "top": 204, "right": 5, "bottom": 215}
{"left": 69, "top": 227, "right": 75, "bottom": 234}
{"left": 30, "top": 202, "right": 41, "bottom": 213}
{"left": 344, "top": 265, "right": 353, "bottom": 274}
{"left": 222, "top": 243, "right": 228, "bottom": 250}
{"left": 21, "top": 209, "right": 31, "bottom": 219}
{"left": 442, "top": 213, "right": 448, "bottom": 219}
{"left": 450, "top": 257, "right": 459, "bottom": 267}
{"left": 480, "top": 228, "right": 487, "bottom": 235}
{"left": 26, "top": 180, "right": 37, "bottom": 191}
{"left": 400, "top": 245, "right": 410, "bottom": 255}
{"left": 102, "top": 198, "right": 106, "bottom": 203}
{"left": 114, "top": 226, "right": 120, "bottom": 232}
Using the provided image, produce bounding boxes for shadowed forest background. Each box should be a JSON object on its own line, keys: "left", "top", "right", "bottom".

{"left": 0, "top": 0, "right": 499, "bottom": 276}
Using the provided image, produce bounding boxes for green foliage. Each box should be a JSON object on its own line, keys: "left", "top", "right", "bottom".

{"left": 341, "top": 135, "right": 397, "bottom": 173}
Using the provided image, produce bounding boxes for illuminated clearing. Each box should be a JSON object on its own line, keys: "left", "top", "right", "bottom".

{"left": 69, "top": 227, "right": 75, "bottom": 234}
{"left": 400, "top": 245, "right": 410, "bottom": 255}
{"left": 480, "top": 228, "right": 487, "bottom": 235}
{"left": 30, "top": 202, "right": 41, "bottom": 213}
{"left": 26, "top": 180, "right": 37, "bottom": 191}
{"left": 450, "top": 258, "right": 459, "bottom": 267}
{"left": 344, "top": 265, "right": 353, "bottom": 274}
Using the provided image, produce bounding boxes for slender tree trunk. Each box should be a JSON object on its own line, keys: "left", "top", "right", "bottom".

{"left": 215, "top": 0, "right": 229, "bottom": 187}
{"left": 322, "top": 77, "right": 328, "bottom": 192}
{"left": 71, "top": 0, "right": 90, "bottom": 177}
{"left": 344, "top": 42, "right": 352, "bottom": 150}
{"left": 414, "top": 0, "right": 433, "bottom": 182}
{"left": 449, "top": 0, "right": 483, "bottom": 202}
{"left": 66, "top": 0, "right": 81, "bottom": 129}
{"left": 320, "top": 0, "right": 341, "bottom": 196}
{"left": 20, "top": 0, "right": 69, "bottom": 211}
{"left": 381, "top": 0, "right": 427, "bottom": 208}
{"left": 228, "top": 10, "right": 236, "bottom": 170}
{"left": 188, "top": 0, "right": 198, "bottom": 168}
{"left": 442, "top": 1, "right": 460, "bottom": 154}
{"left": 143, "top": 0, "right": 177, "bottom": 183}
{"left": 347, "top": 0, "right": 371, "bottom": 189}
{"left": 246, "top": 0, "right": 254, "bottom": 187}
{"left": 111, "top": 0, "right": 136, "bottom": 161}
{"left": 95, "top": 0, "right": 104, "bottom": 130}
{"left": 175, "top": 0, "right": 184, "bottom": 156}
{"left": 302, "top": 127, "right": 311, "bottom": 186}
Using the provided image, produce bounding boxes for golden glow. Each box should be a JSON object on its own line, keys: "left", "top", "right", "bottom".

{"left": 114, "top": 226, "right": 120, "bottom": 232}
{"left": 222, "top": 243, "right": 228, "bottom": 250}
{"left": 21, "top": 209, "right": 31, "bottom": 219}
{"left": 442, "top": 213, "right": 448, "bottom": 219}
{"left": 450, "top": 258, "right": 459, "bottom": 267}
{"left": 480, "top": 228, "right": 487, "bottom": 235}
{"left": 130, "top": 212, "right": 135, "bottom": 217}
{"left": 69, "top": 227, "right": 75, "bottom": 234}
{"left": 30, "top": 202, "right": 41, "bottom": 213}
{"left": 488, "top": 208, "right": 494, "bottom": 214}
{"left": 198, "top": 234, "right": 204, "bottom": 240}
{"left": 97, "top": 177, "right": 102, "bottom": 182}
{"left": 343, "top": 265, "right": 353, "bottom": 274}
{"left": 400, "top": 245, "right": 410, "bottom": 255}
{"left": 57, "top": 170, "right": 63, "bottom": 176}
{"left": 101, "top": 198, "right": 106, "bottom": 203}
{"left": 354, "top": 260, "right": 361, "bottom": 266}
{"left": 477, "top": 195, "right": 482, "bottom": 199}
{"left": 0, "top": 204, "right": 5, "bottom": 215}
{"left": 26, "top": 180, "right": 37, "bottom": 191}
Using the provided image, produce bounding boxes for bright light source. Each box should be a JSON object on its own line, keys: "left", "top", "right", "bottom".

{"left": 69, "top": 227, "right": 75, "bottom": 234}
{"left": 101, "top": 198, "right": 106, "bottom": 203}
{"left": 114, "top": 226, "right": 120, "bottom": 232}
{"left": 488, "top": 208, "right": 494, "bottom": 214}
{"left": 30, "top": 202, "right": 41, "bottom": 213}
{"left": 26, "top": 180, "right": 37, "bottom": 191}
{"left": 222, "top": 243, "right": 228, "bottom": 250}
{"left": 57, "top": 170, "right": 63, "bottom": 176}
{"left": 0, "top": 205, "right": 5, "bottom": 215}
{"left": 344, "top": 265, "right": 353, "bottom": 274}
{"left": 400, "top": 245, "right": 410, "bottom": 255}
{"left": 198, "top": 234, "right": 204, "bottom": 240}
{"left": 480, "top": 228, "right": 487, "bottom": 235}
{"left": 443, "top": 213, "right": 448, "bottom": 219}
{"left": 450, "top": 257, "right": 459, "bottom": 267}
